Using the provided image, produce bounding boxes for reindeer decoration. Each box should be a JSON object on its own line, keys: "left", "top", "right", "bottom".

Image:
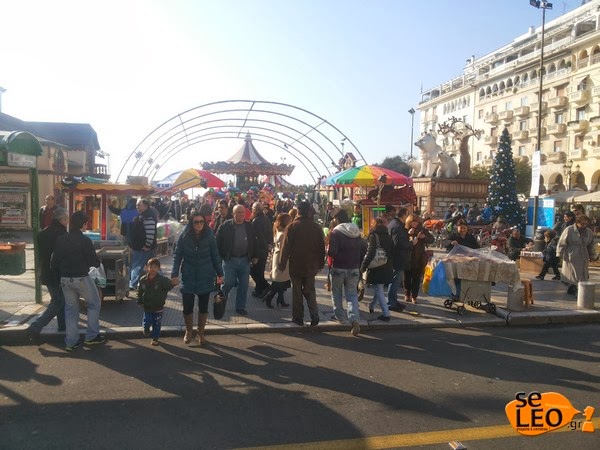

{"left": 437, "top": 117, "right": 482, "bottom": 179}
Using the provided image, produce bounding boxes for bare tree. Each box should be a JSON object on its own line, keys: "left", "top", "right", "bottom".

{"left": 437, "top": 117, "right": 482, "bottom": 179}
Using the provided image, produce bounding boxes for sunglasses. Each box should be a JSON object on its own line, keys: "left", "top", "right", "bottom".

{"left": 193, "top": 220, "right": 205, "bottom": 225}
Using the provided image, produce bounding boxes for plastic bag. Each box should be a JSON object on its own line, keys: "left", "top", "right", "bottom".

{"left": 421, "top": 259, "right": 436, "bottom": 294}
{"left": 89, "top": 264, "right": 107, "bottom": 288}
{"left": 428, "top": 262, "right": 452, "bottom": 297}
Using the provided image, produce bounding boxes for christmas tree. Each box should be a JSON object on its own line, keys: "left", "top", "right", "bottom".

{"left": 488, "top": 128, "right": 525, "bottom": 230}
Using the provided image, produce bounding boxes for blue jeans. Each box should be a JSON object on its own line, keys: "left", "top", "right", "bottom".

{"left": 130, "top": 248, "right": 156, "bottom": 289}
{"left": 223, "top": 257, "right": 250, "bottom": 310}
{"left": 330, "top": 268, "right": 361, "bottom": 323}
{"left": 142, "top": 309, "right": 163, "bottom": 340}
{"left": 387, "top": 269, "right": 404, "bottom": 306}
{"left": 61, "top": 275, "right": 102, "bottom": 346}
{"left": 369, "top": 284, "right": 390, "bottom": 317}
{"left": 30, "top": 283, "right": 66, "bottom": 333}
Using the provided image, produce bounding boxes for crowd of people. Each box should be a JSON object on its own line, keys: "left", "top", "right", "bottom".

{"left": 26, "top": 191, "right": 598, "bottom": 349}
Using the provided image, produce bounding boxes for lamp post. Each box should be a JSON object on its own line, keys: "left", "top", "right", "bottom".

{"left": 562, "top": 159, "right": 573, "bottom": 190}
{"left": 530, "top": 0, "right": 552, "bottom": 234}
{"left": 408, "top": 108, "right": 416, "bottom": 159}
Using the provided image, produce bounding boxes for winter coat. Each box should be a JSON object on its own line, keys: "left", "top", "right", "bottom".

{"left": 387, "top": 217, "right": 411, "bottom": 271}
{"left": 279, "top": 216, "right": 325, "bottom": 277}
{"left": 252, "top": 212, "right": 273, "bottom": 257}
{"left": 328, "top": 222, "right": 367, "bottom": 270}
{"left": 407, "top": 224, "right": 435, "bottom": 271}
{"left": 360, "top": 224, "right": 394, "bottom": 284}
{"left": 37, "top": 219, "right": 67, "bottom": 285}
{"left": 137, "top": 272, "right": 172, "bottom": 312}
{"left": 541, "top": 237, "right": 559, "bottom": 264}
{"left": 171, "top": 225, "right": 223, "bottom": 295}
{"left": 507, "top": 235, "right": 531, "bottom": 261}
{"left": 129, "top": 208, "right": 157, "bottom": 250}
{"left": 270, "top": 230, "right": 290, "bottom": 282}
{"left": 215, "top": 219, "right": 258, "bottom": 262}
{"left": 446, "top": 231, "right": 480, "bottom": 252}
{"left": 556, "top": 224, "right": 595, "bottom": 285}
{"left": 51, "top": 230, "right": 100, "bottom": 278}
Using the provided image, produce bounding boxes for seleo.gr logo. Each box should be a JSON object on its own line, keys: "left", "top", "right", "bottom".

{"left": 505, "top": 391, "right": 595, "bottom": 436}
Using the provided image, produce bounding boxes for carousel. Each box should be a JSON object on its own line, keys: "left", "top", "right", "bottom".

{"left": 202, "top": 132, "right": 294, "bottom": 191}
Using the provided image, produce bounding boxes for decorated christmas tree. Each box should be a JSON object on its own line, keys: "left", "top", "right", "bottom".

{"left": 488, "top": 128, "right": 525, "bottom": 230}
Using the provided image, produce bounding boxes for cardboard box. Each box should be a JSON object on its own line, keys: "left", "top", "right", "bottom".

{"left": 520, "top": 255, "right": 544, "bottom": 274}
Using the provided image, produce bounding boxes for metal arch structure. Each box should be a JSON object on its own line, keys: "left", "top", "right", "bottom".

{"left": 116, "top": 100, "right": 367, "bottom": 186}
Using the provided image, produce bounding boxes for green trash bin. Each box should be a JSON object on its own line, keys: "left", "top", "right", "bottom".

{"left": 0, "top": 242, "right": 26, "bottom": 275}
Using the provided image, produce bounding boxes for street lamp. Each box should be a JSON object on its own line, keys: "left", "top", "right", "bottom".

{"left": 562, "top": 159, "right": 573, "bottom": 190}
{"left": 530, "top": 0, "right": 552, "bottom": 234}
{"left": 408, "top": 108, "right": 416, "bottom": 159}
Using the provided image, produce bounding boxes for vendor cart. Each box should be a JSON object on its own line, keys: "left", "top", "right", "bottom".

{"left": 96, "top": 247, "right": 129, "bottom": 302}
{"left": 431, "top": 245, "right": 520, "bottom": 315}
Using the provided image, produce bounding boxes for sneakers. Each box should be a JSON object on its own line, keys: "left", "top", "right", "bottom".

{"left": 27, "top": 327, "right": 41, "bottom": 345}
{"left": 329, "top": 315, "right": 343, "bottom": 322}
{"left": 378, "top": 315, "right": 390, "bottom": 322}
{"left": 84, "top": 334, "right": 106, "bottom": 345}
{"left": 65, "top": 342, "right": 81, "bottom": 352}
{"left": 389, "top": 304, "right": 405, "bottom": 313}
{"left": 535, "top": 275, "right": 544, "bottom": 280}
{"left": 142, "top": 328, "right": 150, "bottom": 337}
{"left": 236, "top": 309, "right": 248, "bottom": 316}
{"left": 292, "top": 318, "right": 304, "bottom": 326}
{"left": 151, "top": 339, "right": 159, "bottom": 346}
{"left": 351, "top": 321, "right": 360, "bottom": 336}
{"left": 552, "top": 275, "right": 561, "bottom": 280}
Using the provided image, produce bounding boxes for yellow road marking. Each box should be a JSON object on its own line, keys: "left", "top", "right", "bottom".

{"left": 239, "top": 418, "right": 600, "bottom": 449}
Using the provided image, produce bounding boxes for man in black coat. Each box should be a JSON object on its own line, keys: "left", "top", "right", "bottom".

{"left": 250, "top": 201, "right": 273, "bottom": 297}
{"left": 387, "top": 206, "right": 411, "bottom": 312}
{"left": 27, "top": 208, "right": 69, "bottom": 343}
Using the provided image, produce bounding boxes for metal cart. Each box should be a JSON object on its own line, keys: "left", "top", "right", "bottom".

{"left": 96, "top": 247, "right": 129, "bottom": 302}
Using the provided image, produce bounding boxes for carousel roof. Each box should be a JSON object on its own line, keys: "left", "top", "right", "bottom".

{"left": 202, "top": 132, "right": 294, "bottom": 176}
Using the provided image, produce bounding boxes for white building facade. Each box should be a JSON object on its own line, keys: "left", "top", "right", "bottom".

{"left": 418, "top": 0, "right": 600, "bottom": 194}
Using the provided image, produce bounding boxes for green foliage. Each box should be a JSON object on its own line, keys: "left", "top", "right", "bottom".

{"left": 378, "top": 156, "right": 411, "bottom": 176}
{"left": 514, "top": 159, "right": 532, "bottom": 198}
{"left": 470, "top": 165, "right": 490, "bottom": 180}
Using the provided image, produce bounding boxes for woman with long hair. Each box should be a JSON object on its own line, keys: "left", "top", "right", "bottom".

{"left": 262, "top": 213, "right": 292, "bottom": 308}
{"left": 360, "top": 217, "right": 394, "bottom": 321}
{"left": 404, "top": 213, "right": 434, "bottom": 304}
{"left": 171, "top": 210, "right": 223, "bottom": 345}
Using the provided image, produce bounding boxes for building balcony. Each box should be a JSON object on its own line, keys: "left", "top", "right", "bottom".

{"left": 567, "top": 120, "right": 588, "bottom": 133}
{"left": 589, "top": 116, "right": 600, "bottom": 129}
{"left": 484, "top": 135, "right": 498, "bottom": 145}
{"left": 512, "top": 130, "right": 529, "bottom": 140}
{"left": 569, "top": 148, "right": 586, "bottom": 160}
{"left": 498, "top": 110, "right": 513, "bottom": 121}
{"left": 529, "top": 101, "right": 547, "bottom": 113}
{"left": 528, "top": 126, "right": 546, "bottom": 138}
{"left": 568, "top": 90, "right": 589, "bottom": 105}
{"left": 547, "top": 96, "right": 568, "bottom": 109}
{"left": 546, "top": 151, "right": 566, "bottom": 164}
{"left": 546, "top": 123, "right": 567, "bottom": 135}
{"left": 482, "top": 158, "right": 494, "bottom": 167}
{"left": 590, "top": 147, "right": 600, "bottom": 157}
{"left": 514, "top": 106, "right": 530, "bottom": 117}
{"left": 592, "top": 85, "right": 600, "bottom": 99}
{"left": 485, "top": 112, "right": 499, "bottom": 124}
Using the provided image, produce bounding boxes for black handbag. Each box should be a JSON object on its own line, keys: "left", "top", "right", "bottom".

{"left": 212, "top": 287, "right": 227, "bottom": 320}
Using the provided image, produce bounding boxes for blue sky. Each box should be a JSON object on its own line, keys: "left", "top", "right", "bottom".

{"left": 1, "top": 0, "right": 582, "bottom": 185}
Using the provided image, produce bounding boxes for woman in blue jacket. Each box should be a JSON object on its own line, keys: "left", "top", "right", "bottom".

{"left": 171, "top": 210, "right": 223, "bottom": 345}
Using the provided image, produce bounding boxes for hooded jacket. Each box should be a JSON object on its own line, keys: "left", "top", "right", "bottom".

{"left": 327, "top": 222, "right": 367, "bottom": 270}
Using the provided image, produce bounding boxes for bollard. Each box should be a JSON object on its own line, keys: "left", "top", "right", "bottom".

{"left": 507, "top": 286, "right": 525, "bottom": 311}
{"left": 577, "top": 282, "right": 595, "bottom": 309}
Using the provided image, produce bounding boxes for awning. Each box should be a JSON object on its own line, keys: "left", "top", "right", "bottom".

{"left": 57, "top": 182, "right": 154, "bottom": 195}
{"left": 571, "top": 190, "right": 600, "bottom": 203}
{"left": 0, "top": 131, "right": 44, "bottom": 156}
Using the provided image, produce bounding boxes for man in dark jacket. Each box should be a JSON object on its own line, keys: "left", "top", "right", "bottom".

{"left": 387, "top": 206, "right": 411, "bottom": 312}
{"left": 279, "top": 201, "right": 325, "bottom": 327}
{"left": 212, "top": 200, "right": 232, "bottom": 233}
{"left": 216, "top": 204, "right": 259, "bottom": 316}
{"left": 27, "top": 207, "right": 69, "bottom": 343}
{"left": 128, "top": 198, "right": 158, "bottom": 290}
{"left": 250, "top": 201, "right": 273, "bottom": 298}
{"left": 51, "top": 211, "right": 104, "bottom": 351}
{"left": 328, "top": 209, "right": 367, "bottom": 336}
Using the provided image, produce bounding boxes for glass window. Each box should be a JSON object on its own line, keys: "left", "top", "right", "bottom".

{"left": 553, "top": 140, "right": 562, "bottom": 153}
{"left": 520, "top": 120, "right": 527, "bottom": 131}
{"left": 555, "top": 113, "right": 564, "bottom": 124}
{"left": 505, "top": 101, "right": 512, "bottom": 110}
{"left": 521, "top": 97, "right": 529, "bottom": 106}
{"left": 478, "top": 109, "right": 484, "bottom": 119}
{"left": 491, "top": 105, "right": 497, "bottom": 113}
{"left": 574, "top": 135, "right": 584, "bottom": 149}
{"left": 576, "top": 107, "right": 586, "bottom": 121}
{"left": 518, "top": 146, "right": 526, "bottom": 156}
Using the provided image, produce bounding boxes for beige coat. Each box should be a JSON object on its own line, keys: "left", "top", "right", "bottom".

{"left": 270, "top": 230, "right": 290, "bottom": 282}
{"left": 556, "top": 224, "right": 595, "bottom": 285}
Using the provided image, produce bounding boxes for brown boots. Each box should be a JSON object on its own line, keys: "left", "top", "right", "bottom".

{"left": 196, "top": 313, "right": 208, "bottom": 345}
{"left": 183, "top": 314, "right": 193, "bottom": 344}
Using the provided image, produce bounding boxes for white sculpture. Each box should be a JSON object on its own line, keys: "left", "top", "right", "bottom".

{"left": 407, "top": 157, "right": 421, "bottom": 178}
{"left": 414, "top": 132, "right": 441, "bottom": 177}
{"left": 436, "top": 150, "right": 459, "bottom": 178}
